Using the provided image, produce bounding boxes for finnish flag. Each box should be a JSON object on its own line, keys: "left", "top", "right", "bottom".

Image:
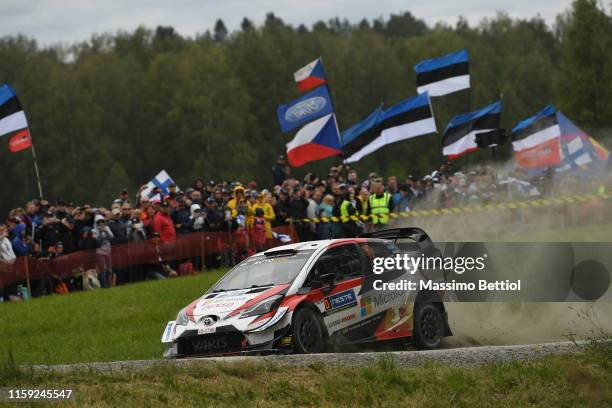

{"left": 140, "top": 170, "right": 178, "bottom": 201}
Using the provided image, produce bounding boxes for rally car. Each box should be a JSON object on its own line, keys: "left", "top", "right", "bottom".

{"left": 161, "top": 228, "right": 452, "bottom": 357}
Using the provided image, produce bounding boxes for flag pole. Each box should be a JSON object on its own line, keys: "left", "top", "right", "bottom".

{"left": 30, "top": 143, "right": 44, "bottom": 199}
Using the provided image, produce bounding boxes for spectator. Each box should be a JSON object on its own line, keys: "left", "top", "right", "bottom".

{"left": 142, "top": 232, "right": 176, "bottom": 280}
{"left": 11, "top": 223, "right": 31, "bottom": 257}
{"left": 0, "top": 224, "right": 17, "bottom": 262}
{"left": 251, "top": 192, "right": 275, "bottom": 242}
{"left": 189, "top": 204, "right": 205, "bottom": 231}
{"left": 92, "top": 215, "right": 115, "bottom": 287}
{"left": 108, "top": 208, "right": 128, "bottom": 244}
{"left": 318, "top": 194, "right": 335, "bottom": 239}
{"left": 203, "top": 197, "right": 224, "bottom": 232}
{"left": 172, "top": 199, "right": 192, "bottom": 235}
{"left": 338, "top": 185, "right": 360, "bottom": 238}
{"left": 127, "top": 216, "right": 147, "bottom": 242}
{"left": 117, "top": 189, "right": 131, "bottom": 206}
{"left": 251, "top": 208, "right": 267, "bottom": 252}
{"left": 152, "top": 201, "right": 176, "bottom": 242}
{"left": 287, "top": 187, "right": 310, "bottom": 241}
{"left": 368, "top": 180, "right": 394, "bottom": 229}
{"left": 272, "top": 155, "right": 287, "bottom": 186}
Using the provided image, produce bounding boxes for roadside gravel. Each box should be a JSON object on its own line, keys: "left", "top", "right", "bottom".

{"left": 29, "top": 341, "right": 592, "bottom": 373}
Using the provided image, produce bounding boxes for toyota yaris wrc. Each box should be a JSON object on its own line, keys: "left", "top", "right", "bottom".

{"left": 161, "top": 228, "right": 452, "bottom": 357}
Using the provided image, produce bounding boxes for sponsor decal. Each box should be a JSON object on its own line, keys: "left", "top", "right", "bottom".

{"left": 360, "top": 291, "right": 403, "bottom": 317}
{"left": 360, "top": 297, "right": 373, "bottom": 317}
{"left": 285, "top": 97, "right": 327, "bottom": 122}
{"left": 323, "top": 289, "right": 357, "bottom": 313}
{"left": 190, "top": 337, "right": 228, "bottom": 353}
{"left": 328, "top": 313, "right": 356, "bottom": 329}
{"left": 197, "top": 327, "right": 217, "bottom": 335}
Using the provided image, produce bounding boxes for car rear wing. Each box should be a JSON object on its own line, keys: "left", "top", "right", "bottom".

{"left": 359, "top": 227, "right": 439, "bottom": 256}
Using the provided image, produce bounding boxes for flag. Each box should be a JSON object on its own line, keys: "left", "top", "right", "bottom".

{"left": 294, "top": 58, "right": 327, "bottom": 92}
{"left": 443, "top": 101, "right": 501, "bottom": 159}
{"left": 0, "top": 83, "right": 31, "bottom": 152}
{"left": 286, "top": 113, "right": 342, "bottom": 167}
{"left": 140, "top": 170, "right": 178, "bottom": 201}
{"left": 276, "top": 85, "right": 334, "bottom": 133}
{"left": 341, "top": 106, "right": 383, "bottom": 151}
{"left": 512, "top": 105, "right": 561, "bottom": 169}
{"left": 8, "top": 129, "right": 32, "bottom": 152}
{"left": 554, "top": 112, "right": 608, "bottom": 176}
{"left": 414, "top": 49, "right": 470, "bottom": 96}
{"left": 345, "top": 93, "right": 437, "bottom": 163}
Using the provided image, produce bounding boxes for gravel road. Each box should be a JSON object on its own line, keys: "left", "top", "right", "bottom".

{"left": 31, "top": 341, "right": 591, "bottom": 373}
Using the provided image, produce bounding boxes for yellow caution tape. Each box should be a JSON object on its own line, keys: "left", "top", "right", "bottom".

{"left": 287, "top": 190, "right": 611, "bottom": 223}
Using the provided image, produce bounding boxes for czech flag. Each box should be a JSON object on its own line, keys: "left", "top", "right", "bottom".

{"left": 0, "top": 84, "right": 32, "bottom": 153}
{"left": 286, "top": 113, "right": 342, "bottom": 167}
{"left": 294, "top": 58, "right": 327, "bottom": 92}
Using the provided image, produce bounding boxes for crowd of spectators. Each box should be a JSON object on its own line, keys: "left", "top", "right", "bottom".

{"left": 0, "top": 154, "right": 562, "bottom": 301}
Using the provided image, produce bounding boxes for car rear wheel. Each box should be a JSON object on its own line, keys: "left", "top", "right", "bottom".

{"left": 292, "top": 307, "right": 326, "bottom": 354}
{"left": 413, "top": 303, "right": 444, "bottom": 350}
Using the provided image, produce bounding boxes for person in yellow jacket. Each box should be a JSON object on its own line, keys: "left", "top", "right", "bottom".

{"left": 226, "top": 184, "right": 251, "bottom": 226}
{"left": 250, "top": 191, "right": 276, "bottom": 239}
{"left": 227, "top": 184, "right": 249, "bottom": 218}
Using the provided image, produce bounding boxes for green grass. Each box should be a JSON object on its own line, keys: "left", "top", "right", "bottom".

{"left": 0, "top": 270, "right": 226, "bottom": 365}
{"left": 0, "top": 343, "right": 610, "bottom": 407}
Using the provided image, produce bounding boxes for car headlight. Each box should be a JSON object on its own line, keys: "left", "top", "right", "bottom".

{"left": 176, "top": 309, "right": 189, "bottom": 326}
{"left": 240, "top": 295, "right": 284, "bottom": 318}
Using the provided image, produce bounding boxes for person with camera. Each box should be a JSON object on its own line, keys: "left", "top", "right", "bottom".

{"left": 92, "top": 214, "right": 115, "bottom": 288}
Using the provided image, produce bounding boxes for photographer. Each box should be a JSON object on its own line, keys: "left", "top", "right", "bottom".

{"left": 92, "top": 214, "right": 115, "bottom": 288}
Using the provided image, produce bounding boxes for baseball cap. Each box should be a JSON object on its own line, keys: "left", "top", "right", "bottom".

{"left": 111, "top": 208, "right": 121, "bottom": 216}
{"left": 208, "top": 180, "right": 216, "bottom": 186}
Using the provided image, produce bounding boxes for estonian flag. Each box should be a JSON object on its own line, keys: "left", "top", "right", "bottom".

{"left": 0, "top": 84, "right": 32, "bottom": 153}
{"left": 442, "top": 101, "right": 501, "bottom": 159}
{"left": 294, "top": 58, "right": 327, "bottom": 93}
{"left": 344, "top": 93, "right": 436, "bottom": 163}
{"left": 511, "top": 105, "right": 561, "bottom": 169}
{"left": 414, "top": 49, "right": 470, "bottom": 97}
{"left": 286, "top": 113, "right": 342, "bottom": 167}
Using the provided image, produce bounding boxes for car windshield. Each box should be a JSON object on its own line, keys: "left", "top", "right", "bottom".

{"left": 212, "top": 250, "right": 315, "bottom": 291}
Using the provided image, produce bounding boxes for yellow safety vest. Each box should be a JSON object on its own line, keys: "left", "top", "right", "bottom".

{"left": 369, "top": 193, "right": 390, "bottom": 224}
{"left": 340, "top": 200, "right": 352, "bottom": 219}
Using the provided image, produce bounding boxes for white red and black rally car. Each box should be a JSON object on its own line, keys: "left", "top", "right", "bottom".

{"left": 161, "top": 228, "right": 452, "bottom": 357}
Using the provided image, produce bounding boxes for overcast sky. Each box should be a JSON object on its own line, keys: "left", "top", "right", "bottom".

{"left": 0, "top": 0, "right": 573, "bottom": 46}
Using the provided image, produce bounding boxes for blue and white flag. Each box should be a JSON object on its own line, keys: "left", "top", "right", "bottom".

{"left": 344, "top": 93, "right": 437, "bottom": 163}
{"left": 276, "top": 85, "right": 334, "bottom": 133}
{"left": 140, "top": 170, "right": 178, "bottom": 201}
{"left": 443, "top": 101, "right": 501, "bottom": 159}
{"left": 414, "top": 49, "right": 470, "bottom": 96}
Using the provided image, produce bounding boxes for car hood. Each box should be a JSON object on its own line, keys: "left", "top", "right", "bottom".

{"left": 187, "top": 285, "right": 288, "bottom": 322}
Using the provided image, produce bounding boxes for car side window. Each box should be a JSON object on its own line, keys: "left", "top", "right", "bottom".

{"left": 310, "top": 244, "right": 363, "bottom": 284}
{"left": 359, "top": 241, "right": 403, "bottom": 280}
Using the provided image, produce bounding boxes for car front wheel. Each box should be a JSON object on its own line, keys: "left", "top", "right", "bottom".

{"left": 413, "top": 303, "right": 444, "bottom": 350}
{"left": 292, "top": 307, "right": 326, "bottom": 354}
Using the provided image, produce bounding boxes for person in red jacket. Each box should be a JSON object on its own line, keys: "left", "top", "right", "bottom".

{"left": 152, "top": 201, "right": 176, "bottom": 243}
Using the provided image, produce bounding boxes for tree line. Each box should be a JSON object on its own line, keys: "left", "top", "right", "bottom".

{"left": 0, "top": 0, "right": 610, "bottom": 214}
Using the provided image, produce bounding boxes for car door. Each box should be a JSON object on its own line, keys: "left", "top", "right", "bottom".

{"left": 357, "top": 241, "right": 414, "bottom": 342}
{"left": 304, "top": 243, "right": 364, "bottom": 340}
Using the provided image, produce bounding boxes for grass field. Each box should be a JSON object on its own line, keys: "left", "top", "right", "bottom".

{"left": 1, "top": 343, "right": 610, "bottom": 407}
{"left": 0, "top": 270, "right": 226, "bottom": 365}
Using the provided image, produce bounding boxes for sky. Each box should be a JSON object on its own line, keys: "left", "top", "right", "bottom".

{"left": 0, "top": 0, "right": 573, "bottom": 45}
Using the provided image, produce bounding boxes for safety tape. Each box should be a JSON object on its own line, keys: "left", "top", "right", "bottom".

{"left": 287, "top": 190, "right": 611, "bottom": 224}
